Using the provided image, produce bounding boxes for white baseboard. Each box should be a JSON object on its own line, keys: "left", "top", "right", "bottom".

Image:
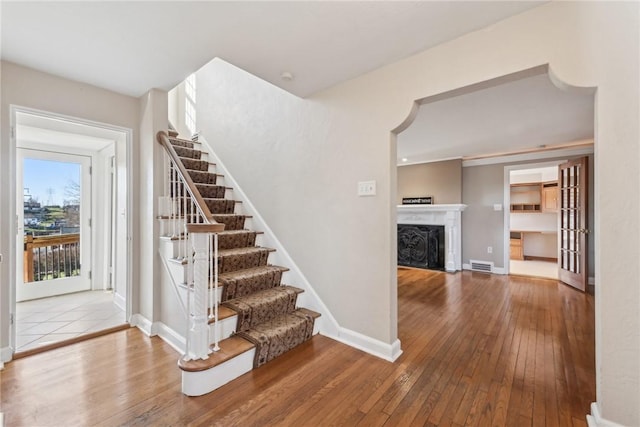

{"left": 587, "top": 402, "right": 625, "bottom": 427}
{"left": 0, "top": 346, "right": 12, "bottom": 364}
{"left": 324, "top": 328, "right": 403, "bottom": 362}
{"left": 131, "top": 316, "right": 186, "bottom": 356}
{"left": 113, "top": 292, "right": 126, "bottom": 312}
{"left": 155, "top": 322, "right": 186, "bottom": 355}
{"left": 130, "top": 314, "right": 157, "bottom": 336}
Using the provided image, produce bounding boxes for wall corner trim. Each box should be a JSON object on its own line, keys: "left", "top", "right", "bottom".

{"left": 587, "top": 402, "right": 626, "bottom": 427}
{"left": 130, "top": 314, "right": 158, "bottom": 337}
{"left": 131, "top": 317, "right": 185, "bottom": 355}
{"left": 0, "top": 346, "right": 12, "bottom": 364}
{"left": 325, "top": 328, "right": 403, "bottom": 362}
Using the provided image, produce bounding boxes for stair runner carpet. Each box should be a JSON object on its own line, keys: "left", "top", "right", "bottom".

{"left": 169, "top": 136, "right": 319, "bottom": 368}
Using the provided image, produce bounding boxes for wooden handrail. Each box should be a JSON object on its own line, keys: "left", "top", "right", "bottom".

{"left": 24, "top": 233, "right": 79, "bottom": 249}
{"left": 156, "top": 131, "right": 224, "bottom": 233}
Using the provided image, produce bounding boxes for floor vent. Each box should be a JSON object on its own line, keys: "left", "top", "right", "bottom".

{"left": 470, "top": 260, "right": 494, "bottom": 273}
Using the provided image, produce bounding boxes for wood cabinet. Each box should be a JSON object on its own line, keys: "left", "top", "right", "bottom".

{"left": 510, "top": 233, "right": 524, "bottom": 260}
{"left": 541, "top": 182, "right": 559, "bottom": 212}
{"left": 510, "top": 183, "right": 541, "bottom": 213}
{"left": 510, "top": 181, "right": 559, "bottom": 213}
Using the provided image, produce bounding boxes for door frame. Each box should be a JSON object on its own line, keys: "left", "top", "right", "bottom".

{"left": 8, "top": 105, "right": 133, "bottom": 354}
{"left": 502, "top": 157, "right": 588, "bottom": 276}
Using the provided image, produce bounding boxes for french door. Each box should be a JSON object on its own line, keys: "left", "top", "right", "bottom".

{"left": 558, "top": 157, "right": 588, "bottom": 291}
{"left": 16, "top": 149, "right": 92, "bottom": 301}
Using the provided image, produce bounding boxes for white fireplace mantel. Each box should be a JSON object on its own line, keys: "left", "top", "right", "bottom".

{"left": 397, "top": 204, "right": 467, "bottom": 272}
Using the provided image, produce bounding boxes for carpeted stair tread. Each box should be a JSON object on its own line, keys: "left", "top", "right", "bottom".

{"left": 212, "top": 214, "right": 248, "bottom": 231}
{"left": 178, "top": 335, "right": 254, "bottom": 372}
{"left": 218, "top": 246, "right": 274, "bottom": 256}
{"left": 196, "top": 183, "right": 226, "bottom": 199}
{"left": 180, "top": 157, "right": 210, "bottom": 171}
{"left": 169, "top": 137, "right": 194, "bottom": 149}
{"left": 172, "top": 145, "right": 202, "bottom": 159}
{"left": 236, "top": 308, "right": 318, "bottom": 368}
{"left": 217, "top": 230, "right": 258, "bottom": 249}
{"left": 218, "top": 246, "right": 274, "bottom": 273}
{"left": 223, "top": 285, "right": 303, "bottom": 333}
{"left": 220, "top": 265, "right": 288, "bottom": 301}
{"left": 188, "top": 170, "right": 218, "bottom": 185}
{"left": 204, "top": 198, "right": 237, "bottom": 214}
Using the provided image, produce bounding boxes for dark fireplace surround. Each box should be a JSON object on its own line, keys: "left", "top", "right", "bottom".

{"left": 397, "top": 224, "right": 445, "bottom": 271}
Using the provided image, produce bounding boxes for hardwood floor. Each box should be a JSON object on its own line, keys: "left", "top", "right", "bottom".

{"left": 1, "top": 269, "right": 595, "bottom": 426}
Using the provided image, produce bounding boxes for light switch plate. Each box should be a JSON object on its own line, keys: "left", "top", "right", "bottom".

{"left": 358, "top": 180, "right": 376, "bottom": 196}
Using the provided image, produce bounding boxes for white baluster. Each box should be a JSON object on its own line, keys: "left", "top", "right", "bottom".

{"left": 171, "top": 164, "right": 178, "bottom": 239}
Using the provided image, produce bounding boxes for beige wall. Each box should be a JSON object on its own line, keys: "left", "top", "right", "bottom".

{"left": 195, "top": 3, "right": 639, "bottom": 424}
{"left": 0, "top": 61, "right": 140, "bottom": 361}
{"left": 462, "top": 163, "right": 505, "bottom": 266}
{"left": 397, "top": 159, "right": 461, "bottom": 204}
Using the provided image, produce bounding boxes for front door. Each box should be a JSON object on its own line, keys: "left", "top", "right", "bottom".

{"left": 558, "top": 157, "right": 589, "bottom": 291}
{"left": 16, "top": 149, "right": 92, "bottom": 301}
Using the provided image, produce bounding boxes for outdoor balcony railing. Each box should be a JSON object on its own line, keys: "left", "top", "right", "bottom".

{"left": 23, "top": 233, "right": 80, "bottom": 283}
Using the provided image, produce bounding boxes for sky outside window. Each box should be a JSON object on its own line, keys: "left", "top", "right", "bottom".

{"left": 23, "top": 158, "right": 80, "bottom": 206}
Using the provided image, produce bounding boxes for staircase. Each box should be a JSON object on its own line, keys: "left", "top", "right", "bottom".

{"left": 157, "top": 131, "right": 320, "bottom": 396}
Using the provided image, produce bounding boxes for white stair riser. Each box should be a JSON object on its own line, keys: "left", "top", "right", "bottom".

{"left": 209, "top": 315, "right": 237, "bottom": 343}
{"left": 159, "top": 237, "right": 187, "bottom": 261}
{"left": 182, "top": 348, "right": 254, "bottom": 396}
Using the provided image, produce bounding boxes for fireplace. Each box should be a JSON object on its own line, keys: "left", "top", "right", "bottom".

{"left": 398, "top": 224, "right": 445, "bottom": 270}
{"left": 397, "top": 204, "right": 466, "bottom": 272}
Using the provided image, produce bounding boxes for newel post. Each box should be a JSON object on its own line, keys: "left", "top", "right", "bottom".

{"left": 187, "top": 231, "right": 211, "bottom": 360}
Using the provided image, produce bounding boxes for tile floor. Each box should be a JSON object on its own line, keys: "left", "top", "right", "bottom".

{"left": 15, "top": 290, "right": 126, "bottom": 352}
{"left": 510, "top": 259, "right": 558, "bottom": 280}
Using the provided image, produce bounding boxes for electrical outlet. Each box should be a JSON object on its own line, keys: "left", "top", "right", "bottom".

{"left": 487, "top": 246, "right": 493, "bottom": 254}
{"left": 358, "top": 180, "right": 376, "bottom": 196}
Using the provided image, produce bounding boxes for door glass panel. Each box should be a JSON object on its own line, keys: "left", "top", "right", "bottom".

{"left": 569, "top": 250, "right": 575, "bottom": 272}
{"left": 23, "top": 158, "right": 82, "bottom": 283}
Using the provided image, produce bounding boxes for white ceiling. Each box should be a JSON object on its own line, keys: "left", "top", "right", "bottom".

{"left": 397, "top": 73, "right": 595, "bottom": 164}
{"left": 1, "top": 1, "right": 545, "bottom": 98}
